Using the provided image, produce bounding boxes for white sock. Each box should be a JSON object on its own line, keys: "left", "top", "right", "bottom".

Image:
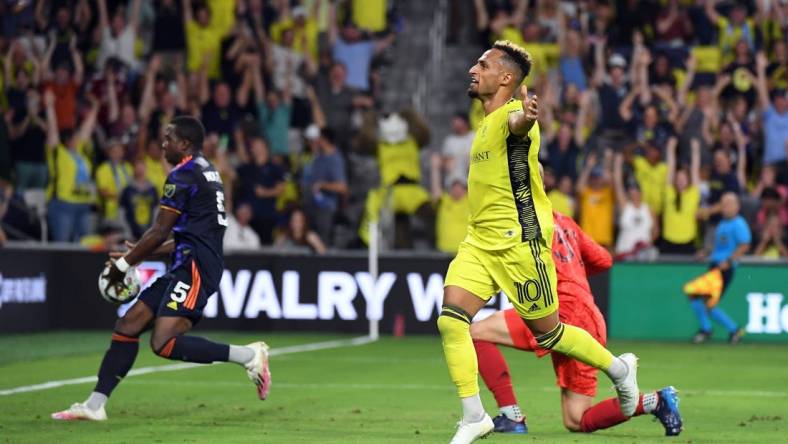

{"left": 499, "top": 404, "right": 524, "bottom": 422}
{"left": 228, "top": 345, "right": 255, "bottom": 365}
{"left": 85, "top": 392, "right": 107, "bottom": 411}
{"left": 642, "top": 392, "right": 659, "bottom": 414}
{"left": 461, "top": 394, "right": 486, "bottom": 423}
{"left": 605, "top": 356, "right": 628, "bottom": 381}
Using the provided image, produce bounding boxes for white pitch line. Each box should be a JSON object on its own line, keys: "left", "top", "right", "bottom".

{"left": 0, "top": 336, "right": 375, "bottom": 397}
{"left": 120, "top": 380, "right": 788, "bottom": 398}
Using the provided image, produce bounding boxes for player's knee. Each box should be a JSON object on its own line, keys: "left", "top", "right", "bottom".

{"left": 534, "top": 321, "right": 564, "bottom": 350}
{"left": 150, "top": 332, "right": 176, "bottom": 356}
{"left": 114, "top": 316, "right": 144, "bottom": 338}
{"left": 563, "top": 416, "right": 583, "bottom": 432}
{"left": 437, "top": 306, "right": 472, "bottom": 338}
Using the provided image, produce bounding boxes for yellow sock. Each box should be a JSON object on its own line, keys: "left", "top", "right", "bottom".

{"left": 437, "top": 305, "right": 478, "bottom": 398}
{"left": 536, "top": 322, "right": 614, "bottom": 370}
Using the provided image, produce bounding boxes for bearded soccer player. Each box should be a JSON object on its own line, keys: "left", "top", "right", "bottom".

{"left": 472, "top": 210, "right": 683, "bottom": 436}
{"left": 52, "top": 116, "right": 271, "bottom": 421}
{"left": 439, "top": 41, "right": 639, "bottom": 443}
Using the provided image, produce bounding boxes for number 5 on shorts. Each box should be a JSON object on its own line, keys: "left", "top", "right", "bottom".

{"left": 170, "top": 281, "right": 191, "bottom": 303}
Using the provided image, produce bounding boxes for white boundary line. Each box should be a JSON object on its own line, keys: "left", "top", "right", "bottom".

{"left": 0, "top": 336, "right": 375, "bottom": 397}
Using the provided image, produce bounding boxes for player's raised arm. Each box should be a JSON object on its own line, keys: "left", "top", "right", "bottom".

{"left": 508, "top": 87, "right": 538, "bottom": 138}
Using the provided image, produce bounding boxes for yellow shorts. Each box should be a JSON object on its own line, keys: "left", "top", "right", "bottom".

{"left": 444, "top": 238, "right": 559, "bottom": 319}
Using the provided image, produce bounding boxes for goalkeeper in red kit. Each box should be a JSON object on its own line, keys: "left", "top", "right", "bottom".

{"left": 471, "top": 211, "right": 683, "bottom": 436}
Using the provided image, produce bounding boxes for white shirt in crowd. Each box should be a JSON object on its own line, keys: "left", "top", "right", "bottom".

{"left": 223, "top": 216, "right": 261, "bottom": 252}
{"left": 271, "top": 44, "right": 306, "bottom": 98}
{"left": 441, "top": 130, "right": 475, "bottom": 188}
{"left": 615, "top": 202, "right": 653, "bottom": 254}
{"left": 98, "top": 26, "right": 138, "bottom": 71}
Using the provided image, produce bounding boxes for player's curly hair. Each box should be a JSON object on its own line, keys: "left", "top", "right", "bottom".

{"left": 172, "top": 115, "right": 205, "bottom": 151}
{"left": 492, "top": 40, "right": 533, "bottom": 84}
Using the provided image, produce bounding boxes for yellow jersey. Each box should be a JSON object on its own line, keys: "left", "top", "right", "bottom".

{"left": 662, "top": 185, "right": 700, "bottom": 244}
{"left": 95, "top": 160, "right": 132, "bottom": 219}
{"left": 465, "top": 98, "right": 552, "bottom": 251}
{"left": 436, "top": 193, "right": 470, "bottom": 254}
{"left": 46, "top": 143, "right": 95, "bottom": 204}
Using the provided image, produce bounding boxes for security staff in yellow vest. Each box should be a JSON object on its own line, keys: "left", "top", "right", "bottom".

{"left": 44, "top": 89, "right": 99, "bottom": 242}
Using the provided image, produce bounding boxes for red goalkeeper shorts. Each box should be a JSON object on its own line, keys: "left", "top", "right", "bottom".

{"left": 503, "top": 301, "right": 607, "bottom": 397}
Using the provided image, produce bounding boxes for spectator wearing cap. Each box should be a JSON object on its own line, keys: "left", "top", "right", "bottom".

{"left": 119, "top": 158, "right": 158, "bottom": 240}
{"left": 95, "top": 138, "right": 132, "bottom": 221}
{"left": 301, "top": 126, "right": 347, "bottom": 246}
{"left": 576, "top": 150, "right": 615, "bottom": 248}
{"left": 591, "top": 42, "right": 632, "bottom": 153}
{"left": 269, "top": 4, "right": 320, "bottom": 61}
{"left": 755, "top": 52, "right": 788, "bottom": 169}
{"left": 328, "top": 8, "right": 395, "bottom": 92}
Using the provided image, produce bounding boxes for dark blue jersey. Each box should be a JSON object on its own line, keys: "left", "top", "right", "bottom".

{"left": 160, "top": 154, "right": 227, "bottom": 293}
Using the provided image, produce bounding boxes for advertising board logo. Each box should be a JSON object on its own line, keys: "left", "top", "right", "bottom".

{"left": 745, "top": 293, "right": 788, "bottom": 335}
{"left": 0, "top": 273, "right": 47, "bottom": 310}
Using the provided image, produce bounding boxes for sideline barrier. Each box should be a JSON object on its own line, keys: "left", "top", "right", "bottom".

{"left": 0, "top": 245, "right": 609, "bottom": 334}
{"left": 5, "top": 245, "right": 786, "bottom": 343}
{"left": 610, "top": 262, "right": 788, "bottom": 343}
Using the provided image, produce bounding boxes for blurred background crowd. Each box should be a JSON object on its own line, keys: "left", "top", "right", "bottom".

{"left": 0, "top": 0, "right": 786, "bottom": 261}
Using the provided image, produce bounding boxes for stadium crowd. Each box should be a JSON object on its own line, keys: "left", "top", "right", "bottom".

{"left": 0, "top": 0, "right": 786, "bottom": 260}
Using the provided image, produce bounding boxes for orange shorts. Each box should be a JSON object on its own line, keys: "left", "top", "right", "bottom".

{"left": 503, "top": 304, "right": 607, "bottom": 397}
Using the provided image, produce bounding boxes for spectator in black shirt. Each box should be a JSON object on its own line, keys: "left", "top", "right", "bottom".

{"left": 236, "top": 137, "right": 285, "bottom": 244}
{"left": 201, "top": 82, "right": 242, "bottom": 152}
{"left": 7, "top": 89, "right": 47, "bottom": 191}
{"left": 119, "top": 159, "right": 158, "bottom": 239}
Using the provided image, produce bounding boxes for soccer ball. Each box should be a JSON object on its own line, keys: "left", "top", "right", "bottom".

{"left": 98, "top": 264, "right": 142, "bottom": 304}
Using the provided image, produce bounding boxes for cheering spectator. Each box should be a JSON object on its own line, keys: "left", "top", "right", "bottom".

{"left": 183, "top": 0, "right": 236, "bottom": 80}
{"left": 224, "top": 202, "right": 261, "bottom": 252}
{"left": 119, "top": 159, "right": 158, "bottom": 240}
{"left": 328, "top": 10, "right": 394, "bottom": 93}
{"left": 631, "top": 140, "right": 668, "bottom": 218}
{"left": 704, "top": 0, "right": 755, "bottom": 65}
{"left": 315, "top": 61, "right": 372, "bottom": 150}
{"left": 151, "top": 0, "right": 187, "bottom": 66}
{"left": 301, "top": 127, "right": 348, "bottom": 246}
{"left": 253, "top": 62, "right": 292, "bottom": 158}
{"left": 655, "top": 0, "right": 693, "bottom": 46}
{"left": 7, "top": 89, "right": 47, "bottom": 192}
{"left": 613, "top": 152, "right": 656, "bottom": 259}
{"left": 754, "top": 51, "right": 788, "bottom": 168}
{"left": 275, "top": 207, "right": 327, "bottom": 254}
{"left": 43, "top": 89, "right": 98, "bottom": 242}
{"left": 430, "top": 152, "right": 468, "bottom": 254}
{"left": 236, "top": 137, "right": 284, "bottom": 244}
{"left": 95, "top": 139, "right": 132, "bottom": 221}
{"left": 41, "top": 33, "right": 83, "bottom": 131}
{"left": 96, "top": 0, "right": 142, "bottom": 73}
{"left": 661, "top": 138, "right": 702, "bottom": 255}
{"left": 577, "top": 150, "right": 615, "bottom": 248}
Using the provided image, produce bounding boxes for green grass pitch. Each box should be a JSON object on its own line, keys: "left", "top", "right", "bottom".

{"left": 1, "top": 332, "right": 786, "bottom": 443}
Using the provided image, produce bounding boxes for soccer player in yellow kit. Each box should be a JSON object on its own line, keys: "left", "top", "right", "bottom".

{"left": 440, "top": 41, "right": 640, "bottom": 443}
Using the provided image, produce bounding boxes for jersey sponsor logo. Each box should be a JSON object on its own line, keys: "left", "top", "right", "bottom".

{"left": 163, "top": 184, "right": 176, "bottom": 198}
{"left": 471, "top": 150, "right": 491, "bottom": 163}
{"left": 514, "top": 279, "right": 541, "bottom": 304}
